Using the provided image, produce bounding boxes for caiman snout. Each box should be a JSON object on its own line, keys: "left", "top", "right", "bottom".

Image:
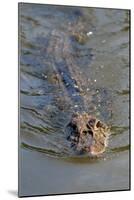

{"left": 65, "top": 112, "right": 110, "bottom": 156}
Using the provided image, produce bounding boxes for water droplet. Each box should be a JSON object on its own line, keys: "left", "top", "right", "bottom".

{"left": 98, "top": 98, "right": 101, "bottom": 103}
{"left": 74, "top": 84, "right": 78, "bottom": 88}
{"left": 96, "top": 112, "right": 100, "bottom": 116}
{"left": 38, "top": 90, "right": 43, "bottom": 95}
{"left": 42, "top": 74, "right": 47, "bottom": 79}
{"left": 72, "top": 93, "right": 79, "bottom": 96}
{"left": 100, "top": 65, "right": 104, "bottom": 69}
{"left": 87, "top": 31, "right": 93, "bottom": 36}
{"left": 102, "top": 40, "right": 106, "bottom": 43}
{"left": 74, "top": 105, "right": 78, "bottom": 108}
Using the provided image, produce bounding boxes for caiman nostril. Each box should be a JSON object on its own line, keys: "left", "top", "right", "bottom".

{"left": 88, "top": 130, "right": 93, "bottom": 136}
{"left": 86, "top": 124, "right": 90, "bottom": 129}
{"left": 96, "top": 121, "right": 102, "bottom": 128}
{"left": 82, "top": 130, "right": 87, "bottom": 135}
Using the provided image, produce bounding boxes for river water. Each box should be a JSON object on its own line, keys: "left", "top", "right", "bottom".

{"left": 19, "top": 3, "right": 130, "bottom": 196}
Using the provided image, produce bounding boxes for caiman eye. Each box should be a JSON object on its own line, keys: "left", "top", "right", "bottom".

{"left": 86, "top": 124, "right": 93, "bottom": 136}
{"left": 96, "top": 121, "right": 102, "bottom": 128}
{"left": 86, "top": 124, "right": 90, "bottom": 129}
{"left": 88, "top": 119, "right": 96, "bottom": 127}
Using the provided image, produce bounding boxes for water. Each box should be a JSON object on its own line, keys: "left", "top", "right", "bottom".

{"left": 19, "top": 3, "right": 130, "bottom": 196}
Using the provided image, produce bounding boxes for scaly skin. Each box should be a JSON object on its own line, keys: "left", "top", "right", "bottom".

{"left": 43, "top": 29, "right": 110, "bottom": 156}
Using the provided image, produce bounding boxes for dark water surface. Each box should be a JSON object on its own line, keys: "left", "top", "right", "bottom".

{"left": 19, "top": 3, "right": 130, "bottom": 196}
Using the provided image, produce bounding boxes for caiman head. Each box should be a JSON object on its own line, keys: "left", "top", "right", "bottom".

{"left": 65, "top": 112, "right": 110, "bottom": 156}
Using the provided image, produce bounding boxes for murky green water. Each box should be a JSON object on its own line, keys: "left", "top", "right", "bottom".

{"left": 19, "top": 3, "right": 130, "bottom": 196}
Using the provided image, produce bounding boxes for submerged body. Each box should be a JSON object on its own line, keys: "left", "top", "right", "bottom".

{"left": 44, "top": 29, "right": 110, "bottom": 156}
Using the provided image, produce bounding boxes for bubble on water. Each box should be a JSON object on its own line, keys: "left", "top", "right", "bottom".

{"left": 98, "top": 98, "right": 101, "bottom": 103}
{"left": 102, "top": 40, "right": 106, "bottom": 43}
{"left": 87, "top": 31, "right": 93, "bottom": 36}
{"left": 38, "top": 90, "right": 43, "bottom": 95}
{"left": 96, "top": 112, "right": 100, "bottom": 116}
{"left": 74, "top": 105, "right": 78, "bottom": 108}
{"left": 74, "top": 84, "right": 79, "bottom": 88}
{"left": 100, "top": 65, "right": 104, "bottom": 69}
{"left": 72, "top": 93, "right": 79, "bottom": 96}
{"left": 94, "top": 106, "right": 97, "bottom": 110}
{"left": 42, "top": 74, "right": 48, "bottom": 79}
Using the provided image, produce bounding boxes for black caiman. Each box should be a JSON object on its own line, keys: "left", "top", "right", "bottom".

{"left": 42, "top": 29, "right": 110, "bottom": 156}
